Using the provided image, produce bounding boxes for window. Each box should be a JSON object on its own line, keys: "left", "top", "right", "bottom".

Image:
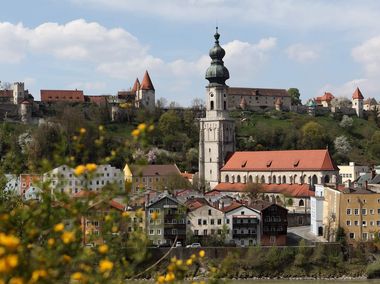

{"left": 172, "top": 229, "right": 177, "bottom": 235}
{"left": 354, "top": 220, "right": 359, "bottom": 226}
{"left": 210, "top": 101, "right": 214, "bottom": 110}
{"left": 208, "top": 209, "right": 212, "bottom": 216}
{"left": 241, "top": 211, "right": 245, "bottom": 215}
{"left": 157, "top": 229, "right": 161, "bottom": 235}
{"left": 211, "top": 219, "right": 214, "bottom": 225}
{"left": 354, "top": 209, "right": 359, "bottom": 215}
{"left": 362, "top": 233, "right": 368, "bottom": 240}
{"left": 217, "top": 229, "right": 222, "bottom": 235}
{"left": 198, "top": 219, "right": 202, "bottom": 225}
{"left": 370, "top": 209, "right": 375, "bottom": 215}
{"left": 370, "top": 221, "right": 374, "bottom": 226}
{"left": 378, "top": 209, "right": 380, "bottom": 214}
{"left": 346, "top": 220, "right": 351, "bottom": 226}
{"left": 349, "top": 233, "right": 355, "bottom": 239}
{"left": 346, "top": 209, "right": 352, "bottom": 215}
{"left": 362, "top": 209, "right": 367, "bottom": 215}
{"left": 211, "top": 229, "right": 215, "bottom": 235}
{"left": 377, "top": 221, "right": 380, "bottom": 226}
{"left": 217, "top": 219, "right": 222, "bottom": 225}
{"left": 194, "top": 230, "right": 199, "bottom": 236}
{"left": 203, "top": 220, "right": 207, "bottom": 225}
{"left": 226, "top": 219, "right": 230, "bottom": 224}
{"left": 362, "top": 220, "right": 367, "bottom": 227}
{"left": 149, "top": 230, "right": 154, "bottom": 235}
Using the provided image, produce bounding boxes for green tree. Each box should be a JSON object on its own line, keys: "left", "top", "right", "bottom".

{"left": 288, "top": 88, "right": 302, "bottom": 106}
{"left": 158, "top": 110, "right": 182, "bottom": 136}
{"left": 368, "top": 131, "right": 380, "bottom": 162}
{"left": 301, "top": 121, "right": 327, "bottom": 149}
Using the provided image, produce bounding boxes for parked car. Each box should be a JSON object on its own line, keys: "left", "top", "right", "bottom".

{"left": 186, "top": 243, "right": 201, "bottom": 248}
{"left": 175, "top": 241, "right": 182, "bottom": 247}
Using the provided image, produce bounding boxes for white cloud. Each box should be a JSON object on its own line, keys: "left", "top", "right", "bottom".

{"left": 286, "top": 44, "right": 319, "bottom": 63}
{"left": 352, "top": 36, "right": 380, "bottom": 76}
{"left": 70, "top": 0, "right": 380, "bottom": 32}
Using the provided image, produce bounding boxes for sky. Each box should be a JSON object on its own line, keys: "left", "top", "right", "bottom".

{"left": 1, "top": 0, "right": 380, "bottom": 106}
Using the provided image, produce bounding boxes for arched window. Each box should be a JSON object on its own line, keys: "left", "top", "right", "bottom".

{"left": 268, "top": 176, "right": 272, "bottom": 184}
{"left": 273, "top": 176, "right": 276, "bottom": 184}
{"left": 276, "top": 195, "right": 282, "bottom": 204}
{"left": 237, "top": 175, "right": 241, "bottom": 183}
{"left": 299, "top": 199, "right": 305, "bottom": 207}
{"left": 260, "top": 175, "right": 265, "bottom": 183}
{"left": 282, "top": 175, "right": 286, "bottom": 184}
{"left": 225, "top": 175, "right": 229, "bottom": 183}
{"left": 243, "top": 176, "right": 247, "bottom": 183}
{"left": 224, "top": 101, "right": 227, "bottom": 110}
{"left": 324, "top": 175, "right": 330, "bottom": 183}
{"left": 210, "top": 101, "right": 214, "bottom": 110}
{"left": 312, "top": 175, "right": 318, "bottom": 185}
{"left": 249, "top": 175, "right": 253, "bottom": 183}
{"left": 290, "top": 176, "right": 293, "bottom": 184}
{"left": 294, "top": 175, "right": 298, "bottom": 184}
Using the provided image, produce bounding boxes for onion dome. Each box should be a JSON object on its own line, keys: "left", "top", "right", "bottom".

{"left": 205, "top": 27, "right": 230, "bottom": 86}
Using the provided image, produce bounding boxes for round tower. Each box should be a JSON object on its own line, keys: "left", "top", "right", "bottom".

{"left": 111, "top": 103, "right": 120, "bottom": 122}
{"left": 20, "top": 100, "right": 32, "bottom": 123}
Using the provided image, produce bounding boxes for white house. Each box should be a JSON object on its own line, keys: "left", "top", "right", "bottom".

{"left": 310, "top": 184, "right": 325, "bottom": 236}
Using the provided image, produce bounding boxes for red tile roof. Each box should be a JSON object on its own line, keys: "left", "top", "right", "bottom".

{"left": 316, "top": 92, "right": 334, "bottom": 103}
{"left": 352, "top": 87, "right": 364, "bottom": 100}
{"left": 181, "top": 172, "right": 194, "bottom": 180}
{"left": 229, "top": 87, "right": 289, "bottom": 97}
{"left": 221, "top": 200, "right": 245, "bottom": 212}
{"left": 140, "top": 70, "right": 154, "bottom": 90}
{"left": 41, "top": 90, "right": 85, "bottom": 102}
{"left": 131, "top": 78, "right": 141, "bottom": 92}
{"left": 85, "top": 95, "right": 108, "bottom": 105}
{"left": 109, "top": 200, "right": 125, "bottom": 211}
{"left": 185, "top": 198, "right": 210, "bottom": 211}
{"left": 221, "top": 149, "right": 338, "bottom": 171}
{"left": 213, "top": 182, "right": 315, "bottom": 197}
{"left": 0, "top": 90, "right": 12, "bottom": 97}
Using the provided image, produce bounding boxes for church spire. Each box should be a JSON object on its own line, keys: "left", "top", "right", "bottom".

{"left": 205, "top": 27, "right": 230, "bottom": 86}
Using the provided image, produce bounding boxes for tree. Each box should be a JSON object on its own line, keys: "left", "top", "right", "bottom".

{"left": 156, "top": 174, "right": 191, "bottom": 192}
{"left": 191, "top": 98, "right": 205, "bottom": 110}
{"left": 334, "top": 135, "right": 351, "bottom": 155}
{"left": 288, "top": 88, "right": 302, "bottom": 106}
{"left": 244, "top": 182, "right": 262, "bottom": 200}
{"left": 301, "top": 121, "right": 326, "bottom": 149}
{"left": 158, "top": 110, "right": 182, "bottom": 136}
{"left": 156, "top": 97, "right": 167, "bottom": 109}
{"left": 339, "top": 115, "right": 353, "bottom": 128}
{"left": 368, "top": 131, "right": 380, "bottom": 162}
{"left": 331, "top": 97, "right": 352, "bottom": 108}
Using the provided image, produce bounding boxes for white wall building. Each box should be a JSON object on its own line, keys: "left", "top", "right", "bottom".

{"left": 310, "top": 184, "right": 325, "bottom": 236}
{"left": 338, "top": 162, "right": 369, "bottom": 184}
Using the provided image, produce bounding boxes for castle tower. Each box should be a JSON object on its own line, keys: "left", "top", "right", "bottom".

{"left": 13, "top": 82, "right": 25, "bottom": 105}
{"left": 306, "top": 99, "right": 317, "bottom": 117}
{"left": 137, "top": 71, "right": 155, "bottom": 111}
{"left": 352, "top": 87, "right": 364, "bottom": 117}
{"left": 199, "top": 28, "right": 235, "bottom": 190}
{"left": 275, "top": 97, "right": 283, "bottom": 111}
{"left": 20, "top": 100, "right": 32, "bottom": 123}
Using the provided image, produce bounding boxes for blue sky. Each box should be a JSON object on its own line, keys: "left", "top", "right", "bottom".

{"left": 1, "top": 0, "right": 380, "bottom": 105}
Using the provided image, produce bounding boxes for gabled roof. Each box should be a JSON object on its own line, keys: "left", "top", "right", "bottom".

{"left": 131, "top": 78, "right": 141, "bottom": 92}
{"left": 352, "top": 87, "right": 364, "bottom": 100}
{"left": 316, "top": 92, "right": 334, "bottom": 102}
{"left": 130, "top": 164, "right": 181, "bottom": 176}
{"left": 213, "top": 182, "right": 315, "bottom": 198}
{"left": 140, "top": 71, "right": 154, "bottom": 90}
{"left": 221, "top": 201, "right": 245, "bottom": 213}
{"left": 364, "top": 98, "right": 377, "bottom": 105}
{"left": 40, "top": 90, "right": 85, "bottom": 102}
{"left": 85, "top": 95, "right": 108, "bottom": 105}
{"left": 185, "top": 198, "right": 210, "bottom": 211}
{"left": 229, "top": 87, "right": 289, "bottom": 97}
{"left": 221, "top": 149, "right": 338, "bottom": 171}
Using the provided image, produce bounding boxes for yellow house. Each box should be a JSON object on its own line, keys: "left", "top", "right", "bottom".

{"left": 123, "top": 163, "right": 183, "bottom": 194}
{"left": 323, "top": 185, "right": 380, "bottom": 242}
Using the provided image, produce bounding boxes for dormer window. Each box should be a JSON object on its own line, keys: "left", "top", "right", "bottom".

{"left": 294, "top": 160, "right": 300, "bottom": 167}
{"left": 241, "top": 160, "right": 247, "bottom": 168}
{"left": 266, "top": 160, "right": 272, "bottom": 167}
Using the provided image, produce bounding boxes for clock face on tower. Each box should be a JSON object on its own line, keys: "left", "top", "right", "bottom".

{"left": 210, "top": 93, "right": 214, "bottom": 97}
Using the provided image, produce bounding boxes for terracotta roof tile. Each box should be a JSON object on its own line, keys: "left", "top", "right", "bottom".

{"left": 109, "top": 200, "right": 125, "bottom": 211}
{"left": 41, "top": 90, "right": 85, "bottom": 102}
{"left": 221, "top": 200, "right": 244, "bottom": 212}
{"left": 221, "top": 149, "right": 338, "bottom": 171}
{"left": 316, "top": 92, "right": 334, "bottom": 102}
{"left": 352, "top": 87, "right": 364, "bottom": 100}
{"left": 185, "top": 198, "right": 210, "bottom": 211}
{"left": 131, "top": 78, "right": 140, "bottom": 92}
{"left": 85, "top": 95, "right": 108, "bottom": 105}
{"left": 140, "top": 70, "right": 154, "bottom": 90}
{"left": 0, "top": 90, "right": 13, "bottom": 97}
{"left": 213, "top": 182, "right": 315, "bottom": 197}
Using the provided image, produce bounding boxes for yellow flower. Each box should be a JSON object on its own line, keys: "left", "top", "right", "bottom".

{"left": 69, "top": 156, "right": 75, "bottom": 161}
{"left": 186, "top": 258, "right": 193, "bottom": 266}
{"left": 54, "top": 223, "right": 64, "bottom": 232}
{"left": 164, "top": 272, "right": 175, "bottom": 282}
{"left": 0, "top": 254, "right": 19, "bottom": 272}
{"left": 85, "top": 163, "right": 97, "bottom": 172}
{"left": 157, "top": 275, "right": 165, "bottom": 284}
{"left": 151, "top": 211, "right": 159, "bottom": 221}
{"left": 200, "top": 281, "right": 206, "bottom": 284}
{"left": 98, "top": 125, "right": 104, "bottom": 131}
{"left": 122, "top": 211, "right": 130, "bottom": 218}
{"left": 9, "top": 277, "right": 24, "bottom": 284}
{"left": 74, "top": 165, "right": 86, "bottom": 176}
{"left": 98, "top": 244, "right": 108, "bottom": 254}
{"left": 210, "top": 267, "right": 217, "bottom": 273}
{"left": 62, "top": 254, "right": 72, "bottom": 263}
{"left": 0, "top": 233, "right": 20, "bottom": 249}
{"left": 111, "top": 150, "right": 116, "bottom": 156}
{"left": 148, "top": 124, "right": 154, "bottom": 132}
{"left": 199, "top": 250, "right": 205, "bottom": 258}
{"left": 79, "top": 128, "right": 86, "bottom": 134}
{"left": 170, "top": 256, "right": 177, "bottom": 263}
{"left": 131, "top": 129, "right": 140, "bottom": 137}
{"left": 47, "top": 238, "right": 55, "bottom": 246}
{"left": 105, "top": 215, "right": 112, "bottom": 222}
{"left": 61, "top": 231, "right": 75, "bottom": 244}
{"left": 111, "top": 226, "right": 118, "bottom": 233}
{"left": 99, "top": 259, "right": 113, "bottom": 273}
{"left": 31, "top": 270, "right": 47, "bottom": 282}
{"left": 176, "top": 260, "right": 183, "bottom": 266}
{"left": 71, "top": 272, "right": 84, "bottom": 281}
{"left": 72, "top": 135, "right": 78, "bottom": 141}
{"left": 190, "top": 254, "right": 196, "bottom": 260}
{"left": 0, "top": 247, "right": 5, "bottom": 256}
{"left": 137, "top": 123, "right": 147, "bottom": 131}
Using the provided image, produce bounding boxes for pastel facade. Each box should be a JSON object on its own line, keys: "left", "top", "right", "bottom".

{"left": 338, "top": 162, "right": 369, "bottom": 184}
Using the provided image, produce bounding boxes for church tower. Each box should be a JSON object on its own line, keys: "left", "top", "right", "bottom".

{"left": 199, "top": 28, "right": 235, "bottom": 190}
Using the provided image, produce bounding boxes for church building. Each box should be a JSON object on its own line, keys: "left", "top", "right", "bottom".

{"left": 199, "top": 29, "right": 340, "bottom": 191}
